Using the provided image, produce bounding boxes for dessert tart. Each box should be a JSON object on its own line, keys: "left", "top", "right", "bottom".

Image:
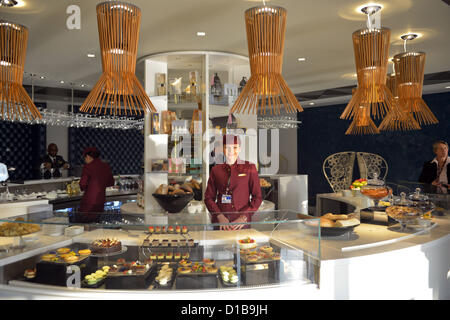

{"left": 182, "top": 252, "right": 190, "bottom": 259}
{"left": 41, "top": 253, "right": 57, "bottom": 262}
{"left": 271, "top": 253, "right": 281, "bottom": 260}
{"left": 177, "top": 267, "right": 192, "bottom": 274}
{"left": 202, "top": 258, "right": 215, "bottom": 266}
{"left": 170, "top": 240, "right": 178, "bottom": 247}
{"left": 168, "top": 226, "right": 174, "bottom": 233}
{"left": 162, "top": 226, "right": 166, "bottom": 233}
{"left": 64, "top": 255, "right": 79, "bottom": 264}
{"left": 206, "top": 266, "right": 218, "bottom": 274}
{"left": 116, "top": 258, "right": 126, "bottom": 265}
{"left": 259, "top": 246, "right": 273, "bottom": 253}
{"left": 238, "top": 237, "right": 257, "bottom": 250}
{"left": 246, "top": 254, "right": 259, "bottom": 262}
{"left": 148, "top": 226, "right": 154, "bottom": 233}
{"left": 24, "top": 269, "right": 36, "bottom": 279}
{"left": 155, "top": 226, "right": 161, "bottom": 233}
{"left": 78, "top": 249, "right": 91, "bottom": 256}
{"left": 174, "top": 252, "right": 181, "bottom": 260}
{"left": 179, "top": 259, "right": 192, "bottom": 267}
{"left": 56, "top": 247, "right": 71, "bottom": 254}
{"left": 150, "top": 253, "right": 157, "bottom": 259}
{"left": 175, "top": 226, "right": 181, "bottom": 233}
{"left": 157, "top": 253, "right": 165, "bottom": 260}
{"left": 166, "top": 252, "right": 173, "bottom": 260}
{"left": 91, "top": 238, "right": 122, "bottom": 254}
{"left": 182, "top": 226, "right": 188, "bottom": 234}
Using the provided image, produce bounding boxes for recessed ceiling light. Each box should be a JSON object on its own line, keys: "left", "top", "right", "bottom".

{"left": 0, "top": 0, "right": 18, "bottom": 8}
{"left": 197, "top": 32, "right": 206, "bottom": 37}
{"left": 60, "top": 80, "right": 64, "bottom": 84}
{"left": 297, "top": 57, "right": 306, "bottom": 62}
{"left": 81, "top": 84, "right": 85, "bottom": 87}
{"left": 40, "top": 76, "right": 45, "bottom": 79}
{"left": 400, "top": 33, "right": 418, "bottom": 41}
{"left": 446, "top": 86, "right": 450, "bottom": 89}
{"left": 309, "top": 102, "right": 315, "bottom": 105}
{"left": 87, "top": 53, "right": 95, "bottom": 58}
{"left": 358, "top": 3, "right": 383, "bottom": 15}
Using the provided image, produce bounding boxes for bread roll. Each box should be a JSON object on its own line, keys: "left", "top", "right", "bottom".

{"left": 319, "top": 218, "right": 335, "bottom": 227}
{"left": 180, "top": 183, "right": 193, "bottom": 193}
{"left": 334, "top": 218, "right": 360, "bottom": 227}
{"left": 156, "top": 184, "right": 169, "bottom": 195}
{"left": 173, "top": 188, "right": 185, "bottom": 195}
{"left": 322, "top": 213, "right": 349, "bottom": 221}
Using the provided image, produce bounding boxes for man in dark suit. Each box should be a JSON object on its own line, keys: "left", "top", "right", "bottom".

{"left": 419, "top": 140, "right": 450, "bottom": 193}
{"left": 205, "top": 134, "right": 262, "bottom": 230}
{"left": 40, "top": 143, "right": 70, "bottom": 179}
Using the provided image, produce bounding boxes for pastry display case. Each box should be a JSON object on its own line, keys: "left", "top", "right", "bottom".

{"left": 0, "top": 209, "right": 320, "bottom": 294}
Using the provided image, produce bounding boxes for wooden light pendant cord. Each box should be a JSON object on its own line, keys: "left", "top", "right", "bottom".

{"left": 80, "top": 2, "right": 155, "bottom": 116}
{"left": 0, "top": 21, "right": 41, "bottom": 121}
{"left": 230, "top": 5, "right": 302, "bottom": 115}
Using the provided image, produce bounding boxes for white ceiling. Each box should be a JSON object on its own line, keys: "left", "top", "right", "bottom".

{"left": 1, "top": 0, "right": 450, "bottom": 96}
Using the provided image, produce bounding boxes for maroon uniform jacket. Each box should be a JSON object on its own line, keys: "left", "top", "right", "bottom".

{"left": 205, "top": 159, "right": 262, "bottom": 226}
{"left": 79, "top": 158, "right": 115, "bottom": 213}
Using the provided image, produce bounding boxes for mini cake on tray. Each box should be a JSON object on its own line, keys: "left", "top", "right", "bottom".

{"left": 238, "top": 237, "right": 257, "bottom": 250}
{"left": 90, "top": 238, "right": 122, "bottom": 254}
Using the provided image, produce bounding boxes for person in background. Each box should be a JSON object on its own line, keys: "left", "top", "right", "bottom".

{"left": 78, "top": 147, "right": 115, "bottom": 222}
{"left": 205, "top": 134, "right": 262, "bottom": 230}
{"left": 419, "top": 140, "right": 450, "bottom": 193}
{"left": 40, "top": 143, "right": 70, "bottom": 179}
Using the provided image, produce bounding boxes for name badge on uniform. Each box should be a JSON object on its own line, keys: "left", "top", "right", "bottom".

{"left": 221, "top": 194, "right": 232, "bottom": 204}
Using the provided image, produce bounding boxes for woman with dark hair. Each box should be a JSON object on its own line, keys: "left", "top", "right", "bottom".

{"left": 78, "top": 147, "right": 115, "bottom": 221}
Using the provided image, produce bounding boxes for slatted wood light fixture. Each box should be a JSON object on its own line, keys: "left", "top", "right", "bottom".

{"left": 0, "top": 20, "right": 41, "bottom": 121}
{"left": 80, "top": 2, "right": 155, "bottom": 116}
{"left": 345, "top": 88, "right": 380, "bottom": 135}
{"left": 393, "top": 51, "right": 438, "bottom": 125}
{"left": 340, "top": 27, "right": 396, "bottom": 123}
{"left": 230, "top": 5, "right": 303, "bottom": 115}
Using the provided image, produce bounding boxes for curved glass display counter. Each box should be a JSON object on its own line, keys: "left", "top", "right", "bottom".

{"left": 0, "top": 209, "right": 321, "bottom": 295}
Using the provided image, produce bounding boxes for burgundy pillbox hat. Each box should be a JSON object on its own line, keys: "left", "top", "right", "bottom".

{"left": 223, "top": 134, "right": 241, "bottom": 146}
{"left": 83, "top": 147, "right": 100, "bottom": 158}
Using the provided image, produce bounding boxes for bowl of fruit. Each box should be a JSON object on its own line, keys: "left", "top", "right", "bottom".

{"left": 349, "top": 179, "right": 368, "bottom": 196}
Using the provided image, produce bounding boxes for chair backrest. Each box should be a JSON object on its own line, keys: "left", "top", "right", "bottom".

{"left": 356, "top": 152, "right": 388, "bottom": 181}
{"left": 322, "top": 152, "right": 356, "bottom": 192}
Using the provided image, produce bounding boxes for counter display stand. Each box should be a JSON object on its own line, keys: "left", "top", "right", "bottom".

{"left": 0, "top": 207, "right": 448, "bottom": 299}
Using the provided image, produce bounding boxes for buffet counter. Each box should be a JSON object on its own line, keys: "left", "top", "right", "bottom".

{"left": 0, "top": 208, "right": 448, "bottom": 299}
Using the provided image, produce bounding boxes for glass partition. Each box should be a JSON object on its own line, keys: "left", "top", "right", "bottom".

{"left": 0, "top": 209, "right": 320, "bottom": 292}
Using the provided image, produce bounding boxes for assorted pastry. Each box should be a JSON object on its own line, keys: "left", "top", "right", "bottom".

{"left": 0, "top": 218, "right": 41, "bottom": 237}
{"left": 40, "top": 247, "right": 91, "bottom": 264}
{"left": 84, "top": 266, "right": 109, "bottom": 286}
{"left": 154, "top": 183, "right": 194, "bottom": 196}
{"left": 259, "top": 178, "right": 271, "bottom": 188}
{"left": 155, "top": 264, "right": 174, "bottom": 286}
{"left": 177, "top": 260, "right": 218, "bottom": 274}
{"left": 24, "top": 268, "right": 36, "bottom": 279}
{"left": 306, "top": 213, "right": 360, "bottom": 228}
{"left": 219, "top": 266, "right": 239, "bottom": 285}
{"left": 239, "top": 245, "right": 280, "bottom": 262}
{"left": 147, "top": 225, "right": 189, "bottom": 234}
{"left": 386, "top": 205, "right": 422, "bottom": 221}
{"left": 108, "top": 260, "right": 152, "bottom": 276}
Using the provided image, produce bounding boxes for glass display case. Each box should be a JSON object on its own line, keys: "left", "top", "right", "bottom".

{"left": 0, "top": 209, "right": 320, "bottom": 293}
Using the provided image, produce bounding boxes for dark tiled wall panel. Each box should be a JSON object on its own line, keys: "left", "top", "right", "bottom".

{"left": 297, "top": 91, "right": 450, "bottom": 205}
{"left": 0, "top": 103, "right": 47, "bottom": 181}
{"left": 68, "top": 127, "right": 144, "bottom": 175}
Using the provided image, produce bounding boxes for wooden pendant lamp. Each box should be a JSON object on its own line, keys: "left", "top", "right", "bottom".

{"left": 392, "top": 52, "right": 438, "bottom": 125}
{"left": 80, "top": 2, "right": 155, "bottom": 116}
{"left": 345, "top": 88, "right": 380, "bottom": 135}
{"left": 340, "top": 28, "right": 396, "bottom": 123}
{"left": 0, "top": 21, "right": 41, "bottom": 121}
{"left": 230, "top": 6, "right": 303, "bottom": 115}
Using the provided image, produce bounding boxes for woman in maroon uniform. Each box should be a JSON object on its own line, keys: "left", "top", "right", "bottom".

{"left": 78, "top": 147, "right": 115, "bottom": 222}
{"left": 205, "top": 135, "right": 262, "bottom": 230}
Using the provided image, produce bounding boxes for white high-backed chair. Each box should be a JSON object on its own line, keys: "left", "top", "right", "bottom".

{"left": 322, "top": 152, "right": 356, "bottom": 192}
{"left": 356, "top": 152, "right": 389, "bottom": 181}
